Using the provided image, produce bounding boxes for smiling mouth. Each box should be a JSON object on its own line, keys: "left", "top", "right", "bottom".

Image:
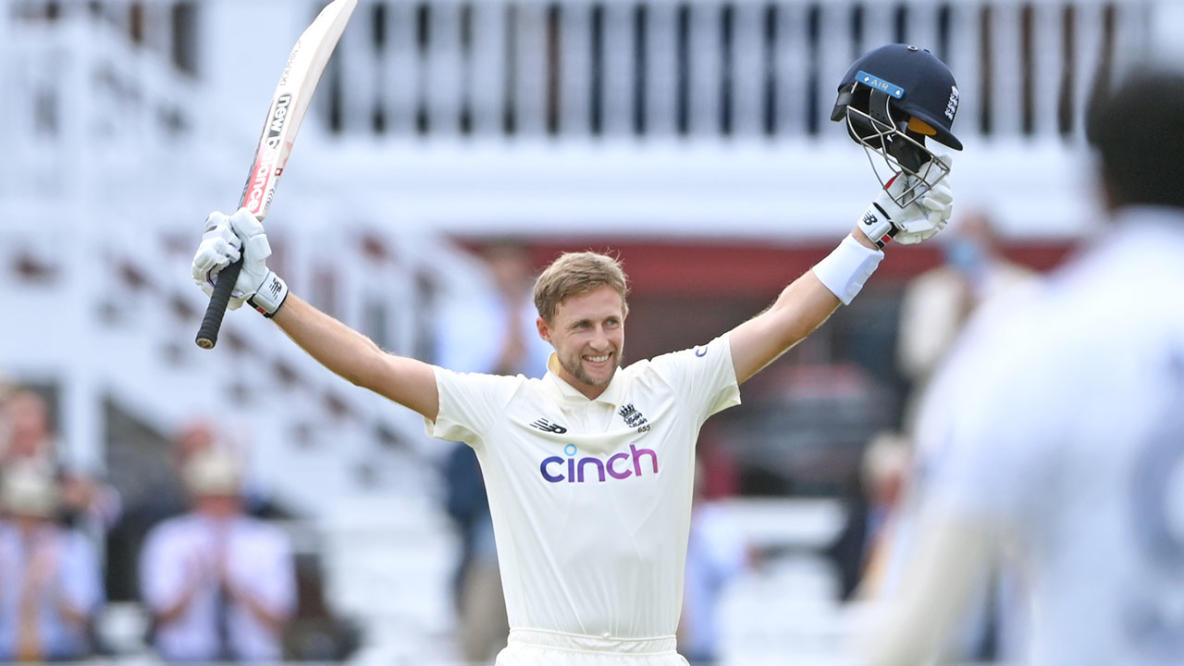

{"left": 584, "top": 353, "right": 611, "bottom": 363}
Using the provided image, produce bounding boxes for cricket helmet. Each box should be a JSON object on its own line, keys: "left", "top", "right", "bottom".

{"left": 831, "top": 44, "right": 963, "bottom": 206}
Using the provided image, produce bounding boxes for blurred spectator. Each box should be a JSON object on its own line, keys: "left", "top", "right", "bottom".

{"left": 0, "top": 465, "right": 103, "bottom": 661}
{"left": 677, "top": 461, "right": 748, "bottom": 665}
{"left": 105, "top": 419, "right": 221, "bottom": 604}
{"left": 0, "top": 390, "right": 57, "bottom": 474}
{"left": 139, "top": 448, "right": 296, "bottom": 661}
{"left": 435, "top": 240, "right": 550, "bottom": 663}
{"left": 107, "top": 419, "right": 295, "bottom": 603}
{"left": 825, "top": 431, "right": 911, "bottom": 602}
{"left": 0, "top": 389, "right": 120, "bottom": 532}
{"left": 849, "top": 432, "right": 911, "bottom": 598}
{"left": 443, "top": 443, "right": 506, "bottom": 663}
{"left": 896, "top": 210, "right": 1037, "bottom": 432}
{"left": 861, "top": 66, "right": 1184, "bottom": 666}
{"left": 436, "top": 240, "right": 552, "bottom": 379}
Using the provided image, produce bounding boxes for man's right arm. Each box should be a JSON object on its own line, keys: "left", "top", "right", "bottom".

{"left": 192, "top": 209, "right": 439, "bottom": 421}
{"left": 272, "top": 295, "right": 439, "bottom": 420}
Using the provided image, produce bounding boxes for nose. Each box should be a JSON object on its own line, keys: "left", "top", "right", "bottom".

{"left": 590, "top": 324, "right": 613, "bottom": 350}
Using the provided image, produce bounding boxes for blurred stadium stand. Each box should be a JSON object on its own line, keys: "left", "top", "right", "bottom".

{"left": 1, "top": 0, "right": 1179, "bottom": 663}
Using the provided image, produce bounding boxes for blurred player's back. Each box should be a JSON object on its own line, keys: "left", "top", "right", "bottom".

{"left": 887, "top": 67, "right": 1184, "bottom": 666}
{"left": 993, "top": 217, "right": 1184, "bottom": 664}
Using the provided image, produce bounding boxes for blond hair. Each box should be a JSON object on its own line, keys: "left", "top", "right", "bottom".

{"left": 533, "top": 251, "right": 629, "bottom": 322}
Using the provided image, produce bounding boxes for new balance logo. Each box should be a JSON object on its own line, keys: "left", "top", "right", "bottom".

{"left": 862, "top": 211, "right": 879, "bottom": 227}
{"left": 530, "top": 418, "right": 568, "bottom": 434}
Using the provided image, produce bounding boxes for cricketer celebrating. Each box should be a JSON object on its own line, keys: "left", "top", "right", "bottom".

{"left": 191, "top": 44, "right": 960, "bottom": 666}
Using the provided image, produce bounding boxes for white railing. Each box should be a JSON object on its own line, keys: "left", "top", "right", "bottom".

{"left": 319, "top": 0, "right": 1153, "bottom": 144}
{"left": 2, "top": 0, "right": 1159, "bottom": 150}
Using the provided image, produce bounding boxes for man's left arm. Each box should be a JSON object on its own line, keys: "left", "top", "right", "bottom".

{"left": 728, "top": 237, "right": 862, "bottom": 383}
{"left": 730, "top": 168, "right": 953, "bottom": 383}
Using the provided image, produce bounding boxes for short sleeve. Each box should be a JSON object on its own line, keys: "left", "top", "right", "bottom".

{"left": 425, "top": 367, "right": 523, "bottom": 445}
{"left": 648, "top": 334, "right": 741, "bottom": 423}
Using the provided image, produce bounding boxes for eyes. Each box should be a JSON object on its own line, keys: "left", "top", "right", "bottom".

{"left": 570, "top": 317, "right": 621, "bottom": 332}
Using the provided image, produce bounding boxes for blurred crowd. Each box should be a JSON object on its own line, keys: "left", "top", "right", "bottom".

{"left": 0, "top": 383, "right": 357, "bottom": 662}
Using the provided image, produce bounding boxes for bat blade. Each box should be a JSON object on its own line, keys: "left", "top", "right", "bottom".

{"left": 196, "top": 0, "right": 357, "bottom": 350}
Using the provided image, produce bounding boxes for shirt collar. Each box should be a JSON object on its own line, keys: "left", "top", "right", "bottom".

{"left": 542, "top": 353, "right": 626, "bottom": 407}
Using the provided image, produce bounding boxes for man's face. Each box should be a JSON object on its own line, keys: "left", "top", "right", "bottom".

{"left": 538, "top": 286, "right": 626, "bottom": 399}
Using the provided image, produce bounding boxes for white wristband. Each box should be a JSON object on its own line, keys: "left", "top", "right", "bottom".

{"left": 247, "top": 272, "right": 289, "bottom": 318}
{"left": 812, "top": 235, "right": 884, "bottom": 305}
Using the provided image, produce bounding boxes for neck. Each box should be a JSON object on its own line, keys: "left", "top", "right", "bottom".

{"left": 561, "top": 370, "right": 609, "bottom": 400}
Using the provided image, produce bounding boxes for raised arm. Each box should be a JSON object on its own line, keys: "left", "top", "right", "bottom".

{"left": 730, "top": 166, "right": 953, "bottom": 384}
{"left": 273, "top": 296, "right": 439, "bottom": 419}
{"left": 192, "top": 210, "right": 440, "bottom": 420}
{"left": 728, "top": 230, "right": 874, "bottom": 383}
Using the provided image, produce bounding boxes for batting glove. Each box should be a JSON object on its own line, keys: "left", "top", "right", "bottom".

{"left": 859, "top": 155, "right": 954, "bottom": 247}
{"left": 191, "top": 209, "right": 289, "bottom": 317}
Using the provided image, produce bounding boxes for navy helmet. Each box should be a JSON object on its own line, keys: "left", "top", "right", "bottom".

{"left": 831, "top": 44, "right": 962, "bottom": 206}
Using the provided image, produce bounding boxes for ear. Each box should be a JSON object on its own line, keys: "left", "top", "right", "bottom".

{"left": 536, "top": 316, "right": 551, "bottom": 343}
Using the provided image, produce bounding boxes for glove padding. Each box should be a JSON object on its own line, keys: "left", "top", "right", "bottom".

{"left": 859, "top": 155, "right": 954, "bottom": 247}
{"left": 191, "top": 208, "right": 288, "bottom": 316}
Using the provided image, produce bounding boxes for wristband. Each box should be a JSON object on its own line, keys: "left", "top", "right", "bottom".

{"left": 247, "top": 272, "right": 289, "bottom": 318}
{"left": 812, "top": 235, "right": 884, "bottom": 305}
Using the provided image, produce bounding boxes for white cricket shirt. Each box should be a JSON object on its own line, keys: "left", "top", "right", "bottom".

{"left": 927, "top": 207, "right": 1184, "bottom": 665}
{"left": 427, "top": 334, "right": 740, "bottom": 638}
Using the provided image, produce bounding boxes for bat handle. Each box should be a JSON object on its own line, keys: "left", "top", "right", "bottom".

{"left": 195, "top": 258, "right": 244, "bottom": 349}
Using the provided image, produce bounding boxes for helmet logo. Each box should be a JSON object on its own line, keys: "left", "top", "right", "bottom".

{"left": 945, "top": 86, "right": 960, "bottom": 121}
{"left": 856, "top": 71, "right": 904, "bottom": 99}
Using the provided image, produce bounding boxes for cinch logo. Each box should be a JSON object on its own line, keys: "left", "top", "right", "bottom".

{"left": 540, "top": 443, "right": 659, "bottom": 483}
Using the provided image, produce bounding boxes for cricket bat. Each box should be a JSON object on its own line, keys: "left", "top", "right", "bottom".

{"left": 196, "top": 0, "right": 358, "bottom": 349}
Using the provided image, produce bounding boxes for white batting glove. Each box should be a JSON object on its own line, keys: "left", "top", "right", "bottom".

{"left": 191, "top": 209, "right": 289, "bottom": 317}
{"left": 192, "top": 211, "right": 246, "bottom": 310}
{"left": 859, "top": 155, "right": 954, "bottom": 247}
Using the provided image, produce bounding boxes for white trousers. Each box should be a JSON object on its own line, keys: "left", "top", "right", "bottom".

{"left": 495, "top": 628, "right": 689, "bottom": 666}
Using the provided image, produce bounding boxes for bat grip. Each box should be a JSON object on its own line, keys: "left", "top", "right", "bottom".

{"left": 195, "top": 258, "right": 244, "bottom": 349}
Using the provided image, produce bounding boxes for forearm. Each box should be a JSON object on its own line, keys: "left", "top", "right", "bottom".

{"left": 729, "top": 231, "right": 878, "bottom": 382}
{"left": 767, "top": 273, "right": 844, "bottom": 349}
{"left": 271, "top": 294, "right": 440, "bottom": 418}
{"left": 272, "top": 294, "right": 388, "bottom": 390}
